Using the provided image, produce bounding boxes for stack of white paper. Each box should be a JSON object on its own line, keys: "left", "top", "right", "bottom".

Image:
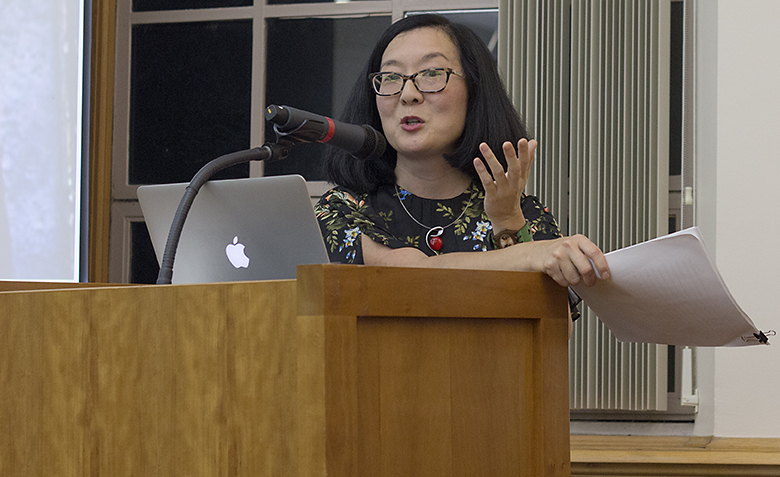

{"left": 572, "top": 227, "right": 772, "bottom": 347}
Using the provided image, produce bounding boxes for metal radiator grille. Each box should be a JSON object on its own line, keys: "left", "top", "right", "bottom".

{"left": 498, "top": 0, "right": 670, "bottom": 411}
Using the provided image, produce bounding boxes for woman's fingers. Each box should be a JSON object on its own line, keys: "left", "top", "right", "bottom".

{"left": 501, "top": 140, "right": 520, "bottom": 176}
{"left": 476, "top": 140, "right": 530, "bottom": 189}
{"left": 475, "top": 140, "right": 537, "bottom": 230}
{"left": 539, "top": 235, "right": 610, "bottom": 287}
{"left": 473, "top": 155, "right": 495, "bottom": 190}
{"left": 514, "top": 139, "right": 536, "bottom": 184}
{"left": 478, "top": 142, "right": 509, "bottom": 185}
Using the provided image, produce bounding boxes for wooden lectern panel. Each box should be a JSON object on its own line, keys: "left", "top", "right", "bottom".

{"left": 297, "top": 265, "right": 571, "bottom": 477}
{"left": 355, "top": 317, "right": 535, "bottom": 476}
{"left": 0, "top": 280, "right": 299, "bottom": 476}
{"left": 1, "top": 265, "right": 570, "bottom": 476}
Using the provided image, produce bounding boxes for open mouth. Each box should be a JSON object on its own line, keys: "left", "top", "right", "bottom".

{"left": 402, "top": 117, "right": 423, "bottom": 125}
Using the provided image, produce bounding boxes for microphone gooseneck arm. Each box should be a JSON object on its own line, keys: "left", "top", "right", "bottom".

{"left": 155, "top": 143, "right": 290, "bottom": 285}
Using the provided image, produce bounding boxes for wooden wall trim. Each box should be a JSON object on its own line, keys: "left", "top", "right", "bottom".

{"left": 571, "top": 435, "right": 780, "bottom": 476}
{"left": 0, "top": 281, "right": 131, "bottom": 292}
{"left": 87, "top": 0, "right": 116, "bottom": 283}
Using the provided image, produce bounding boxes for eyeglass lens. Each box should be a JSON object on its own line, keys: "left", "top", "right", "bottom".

{"left": 374, "top": 69, "right": 449, "bottom": 95}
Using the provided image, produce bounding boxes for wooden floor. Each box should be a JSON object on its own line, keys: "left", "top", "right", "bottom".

{"left": 571, "top": 436, "right": 780, "bottom": 476}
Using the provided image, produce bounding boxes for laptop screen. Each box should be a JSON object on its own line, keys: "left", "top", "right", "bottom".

{"left": 138, "top": 175, "right": 329, "bottom": 284}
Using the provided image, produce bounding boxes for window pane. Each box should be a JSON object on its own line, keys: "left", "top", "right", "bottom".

{"left": 129, "top": 20, "right": 252, "bottom": 184}
{"left": 669, "top": 1, "right": 684, "bottom": 176}
{"left": 264, "top": 16, "right": 391, "bottom": 180}
{"left": 0, "top": 0, "right": 84, "bottom": 280}
{"left": 408, "top": 10, "right": 499, "bottom": 59}
{"left": 267, "top": 0, "right": 382, "bottom": 4}
{"left": 133, "top": 0, "right": 252, "bottom": 12}
{"left": 131, "top": 221, "right": 160, "bottom": 284}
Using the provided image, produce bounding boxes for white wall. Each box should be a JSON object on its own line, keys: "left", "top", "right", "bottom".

{"left": 695, "top": 0, "right": 780, "bottom": 438}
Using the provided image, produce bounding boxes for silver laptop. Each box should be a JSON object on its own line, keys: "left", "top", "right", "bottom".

{"left": 138, "top": 175, "right": 329, "bottom": 284}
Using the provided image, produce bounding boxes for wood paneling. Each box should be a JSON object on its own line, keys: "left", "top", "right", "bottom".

{"left": 1, "top": 266, "right": 573, "bottom": 476}
{"left": 296, "top": 264, "right": 566, "bottom": 319}
{"left": 0, "top": 280, "right": 299, "bottom": 476}
{"left": 296, "top": 265, "right": 571, "bottom": 476}
{"left": 0, "top": 281, "right": 126, "bottom": 292}
{"left": 5, "top": 267, "right": 780, "bottom": 476}
{"left": 571, "top": 435, "right": 780, "bottom": 476}
{"left": 88, "top": 0, "right": 116, "bottom": 283}
{"left": 352, "top": 316, "right": 537, "bottom": 476}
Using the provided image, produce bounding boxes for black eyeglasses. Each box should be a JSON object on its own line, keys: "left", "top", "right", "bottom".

{"left": 369, "top": 68, "right": 465, "bottom": 96}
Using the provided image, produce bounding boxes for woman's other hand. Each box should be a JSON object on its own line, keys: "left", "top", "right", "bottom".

{"left": 529, "top": 234, "right": 610, "bottom": 287}
{"left": 473, "top": 139, "right": 536, "bottom": 231}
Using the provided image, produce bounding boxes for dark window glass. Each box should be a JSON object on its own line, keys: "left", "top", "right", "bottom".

{"left": 264, "top": 16, "right": 391, "bottom": 180}
{"left": 133, "top": 0, "right": 252, "bottom": 12}
{"left": 131, "top": 222, "right": 160, "bottom": 284}
{"left": 267, "top": 0, "right": 381, "bottom": 4}
{"left": 129, "top": 20, "right": 252, "bottom": 184}
{"left": 407, "top": 10, "right": 499, "bottom": 59}
{"left": 669, "top": 1, "right": 684, "bottom": 176}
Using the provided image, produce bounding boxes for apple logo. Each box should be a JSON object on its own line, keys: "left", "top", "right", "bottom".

{"left": 225, "top": 236, "right": 250, "bottom": 268}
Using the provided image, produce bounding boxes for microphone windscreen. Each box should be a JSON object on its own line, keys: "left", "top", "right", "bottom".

{"left": 355, "top": 125, "right": 386, "bottom": 160}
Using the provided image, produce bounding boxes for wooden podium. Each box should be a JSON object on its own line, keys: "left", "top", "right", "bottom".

{"left": 0, "top": 265, "right": 571, "bottom": 476}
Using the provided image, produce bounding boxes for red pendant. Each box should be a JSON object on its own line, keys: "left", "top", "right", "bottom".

{"left": 429, "top": 236, "right": 443, "bottom": 251}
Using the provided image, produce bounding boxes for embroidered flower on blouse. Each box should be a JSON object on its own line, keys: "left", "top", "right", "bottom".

{"left": 339, "top": 226, "right": 361, "bottom": 252}
{"left": 464, "top": 220, "right": 492, "bottom": 251}
{"left": 467, "top": 221, "right": 491, "bottom": 241}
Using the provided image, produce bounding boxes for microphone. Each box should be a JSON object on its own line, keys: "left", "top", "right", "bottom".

{"left": 265, "top": 104, "right": 386, "bottom": 160}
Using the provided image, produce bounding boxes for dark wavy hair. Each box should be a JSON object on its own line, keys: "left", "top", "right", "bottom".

{"left": 325, "top": 14, "right": 528, "bottom": 194}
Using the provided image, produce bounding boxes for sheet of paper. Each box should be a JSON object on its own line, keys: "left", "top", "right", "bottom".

{"left": 572, "top": 227, "right": 767, "bottom": 347}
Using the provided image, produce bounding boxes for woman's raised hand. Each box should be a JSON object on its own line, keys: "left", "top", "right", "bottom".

{"left": 473, "top": 139, "right": 536, "bottom": 231}
{"left": 472, "top": 139, "right": 610, "bottom": 287}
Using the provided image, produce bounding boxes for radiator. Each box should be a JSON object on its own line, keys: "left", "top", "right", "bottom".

{"left": 498, "top": 0, "right": 670, "bottom": 411}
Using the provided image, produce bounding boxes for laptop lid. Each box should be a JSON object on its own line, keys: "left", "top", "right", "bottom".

{"left": 137, "top": 175, "right": 329, "bottom": 284}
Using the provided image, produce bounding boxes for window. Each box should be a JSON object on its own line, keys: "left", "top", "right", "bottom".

{"left": 263, "top": 15, "right": 391, "bottom": 179}
{"left": 0, "top": 0, "right": 86, "bottom": 281}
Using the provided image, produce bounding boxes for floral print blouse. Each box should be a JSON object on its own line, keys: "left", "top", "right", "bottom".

{"left": 315, "top": 181, "right": 562, "bottom": 265}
